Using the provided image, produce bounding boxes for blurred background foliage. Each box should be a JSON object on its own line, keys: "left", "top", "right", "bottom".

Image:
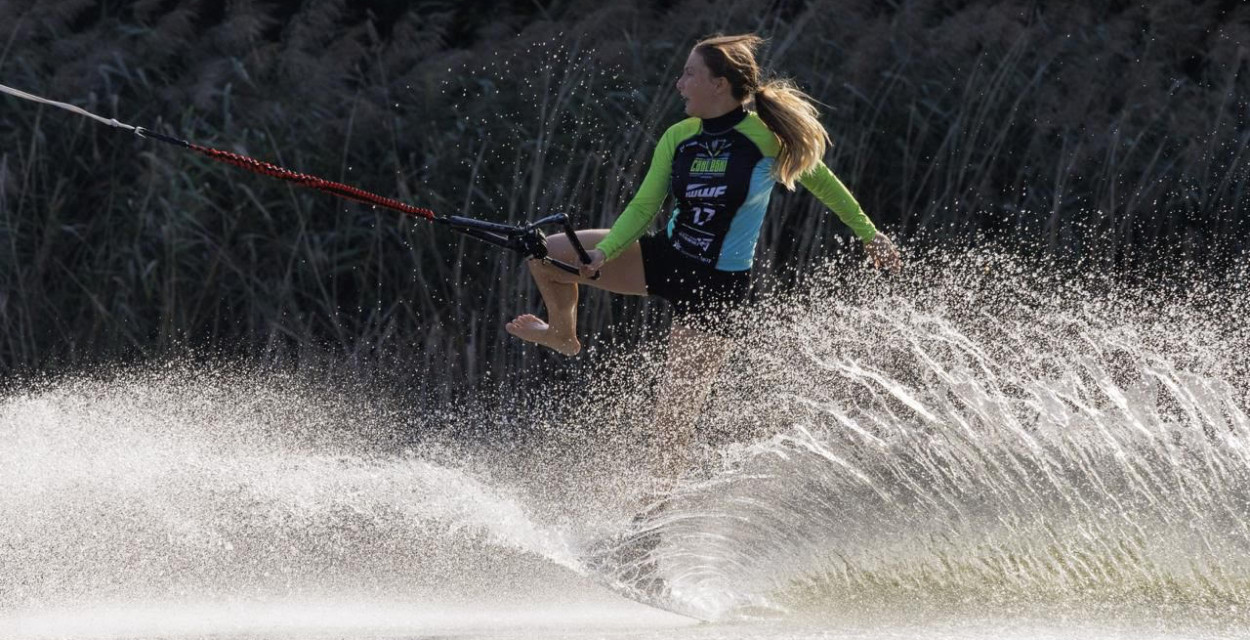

{"left": 0, "top": 0, "right": 1247, "bottom": 398}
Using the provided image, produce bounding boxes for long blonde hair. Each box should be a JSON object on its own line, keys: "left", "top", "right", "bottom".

{"left": 694, "top": 33, "right": 830, "bottom": 190}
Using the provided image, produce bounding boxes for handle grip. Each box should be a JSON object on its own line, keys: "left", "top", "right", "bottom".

{"left": 529, "top": 213, "right": 600, "bottom": 280}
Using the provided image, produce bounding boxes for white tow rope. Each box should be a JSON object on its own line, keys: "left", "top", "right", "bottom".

{"left": 0, "top": 82, "right": 139, "bottom": 132}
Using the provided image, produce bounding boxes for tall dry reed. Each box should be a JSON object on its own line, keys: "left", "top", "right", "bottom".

{"left": 0, "top": 0, "right": 1246, "bottom": 398}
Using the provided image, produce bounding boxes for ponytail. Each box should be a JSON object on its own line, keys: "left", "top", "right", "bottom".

{"left": 754, "top": 79, "right": 830, "bottom": 190}
{"left": 695, "top": 34, "right": 831, "bottom": 190}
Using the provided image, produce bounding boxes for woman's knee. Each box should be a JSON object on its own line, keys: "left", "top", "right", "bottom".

{"left": 527, "top": 257, "right": 580, "bottom": 283}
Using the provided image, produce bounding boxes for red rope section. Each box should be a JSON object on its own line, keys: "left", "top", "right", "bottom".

{"left": 188, "top": 143, "right": 436, "bottom": 220}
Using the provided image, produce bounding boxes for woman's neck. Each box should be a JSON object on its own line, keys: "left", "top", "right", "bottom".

{"left": 700, "top": 103, "right": 747, "bottom": 132}
{"left": 701, "top": 100, "right": 745, "bottom": 121}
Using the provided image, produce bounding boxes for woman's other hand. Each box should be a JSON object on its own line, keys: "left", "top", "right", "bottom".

{"left": 865, "top": 233, "right": 901, "bottom": 273}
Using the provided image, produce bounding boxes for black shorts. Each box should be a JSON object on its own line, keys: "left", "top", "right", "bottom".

{"left": 639, "top": 234, "right": 752, "bottom": 322}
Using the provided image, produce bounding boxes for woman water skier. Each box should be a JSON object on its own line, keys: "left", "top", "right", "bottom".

{"left": 507, "top": 33, "right": 900, "bottom": 492}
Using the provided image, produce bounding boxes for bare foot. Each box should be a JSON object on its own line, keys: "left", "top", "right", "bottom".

{"left": 505, "top": 314, "right": 581, "bottom": 356}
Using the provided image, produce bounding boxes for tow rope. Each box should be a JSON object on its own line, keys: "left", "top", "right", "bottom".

{"left": 0, "top": 82, "right": 597, "bottom": 277}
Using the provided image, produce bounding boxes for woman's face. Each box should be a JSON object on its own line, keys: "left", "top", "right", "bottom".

{"left": 676, "top": 49, "right": 727, "bottom": 118}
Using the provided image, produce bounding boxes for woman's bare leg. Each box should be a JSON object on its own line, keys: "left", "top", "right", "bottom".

{"left": 646, "top": 322, "right": 734, "bottom": 497}
{"left": 606, "top": 322, "right": 735, "bottom": 573}
{"left": 505, "top": 229, "right": 646, "bottom": 355}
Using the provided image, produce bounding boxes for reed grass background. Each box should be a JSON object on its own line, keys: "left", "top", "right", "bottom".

{"left": 1, "top": 0, "right": 1247, "bottom": 400}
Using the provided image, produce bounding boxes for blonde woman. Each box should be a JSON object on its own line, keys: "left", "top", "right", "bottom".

{"left": 508, "top": 33, "right": 900, "bottom": 493}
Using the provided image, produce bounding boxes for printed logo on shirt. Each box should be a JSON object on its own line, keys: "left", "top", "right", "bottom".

{"left": 685, "top": 183, "right": 728, "bottom": 199}
{"left": 683, "top": 138, "right": 732, "bottom": 178}
{"left": 701, "top": 139, "right": 732, "bottom": 157}
{"left": 674, "top": 226, "right": 716, "bottom": 255}
{"left": 689, "top": 157, "right": 728, "bottom": 176}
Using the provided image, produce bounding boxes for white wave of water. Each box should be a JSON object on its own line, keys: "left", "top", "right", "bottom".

{"left": 1, "top": 250, "right": 1248, "bottom": 638}
{"left": 0, "top": 372, "right": 586, "bottom": 610}
{"left": 615, "top": 252, "right": 1250, "bottom": 624}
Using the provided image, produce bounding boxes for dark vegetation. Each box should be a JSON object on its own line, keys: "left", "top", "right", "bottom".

{"left": 1, "top": 0, "right": 1247, "bottom": 397}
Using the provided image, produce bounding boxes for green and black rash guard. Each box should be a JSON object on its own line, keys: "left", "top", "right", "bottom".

{"left": 595, "top": 106, "right": 878, "bottom": 272}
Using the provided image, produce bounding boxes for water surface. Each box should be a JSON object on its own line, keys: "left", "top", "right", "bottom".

{"left": 3, "top": 251, "right": 1247, "bottom": 639}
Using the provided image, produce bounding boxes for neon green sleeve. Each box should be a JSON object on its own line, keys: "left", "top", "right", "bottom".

{"left": 799, "top": 161, "right": 878, "bottom": 243}
{"left": 595, "top": 120, "right": 696, "bottom": 261}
